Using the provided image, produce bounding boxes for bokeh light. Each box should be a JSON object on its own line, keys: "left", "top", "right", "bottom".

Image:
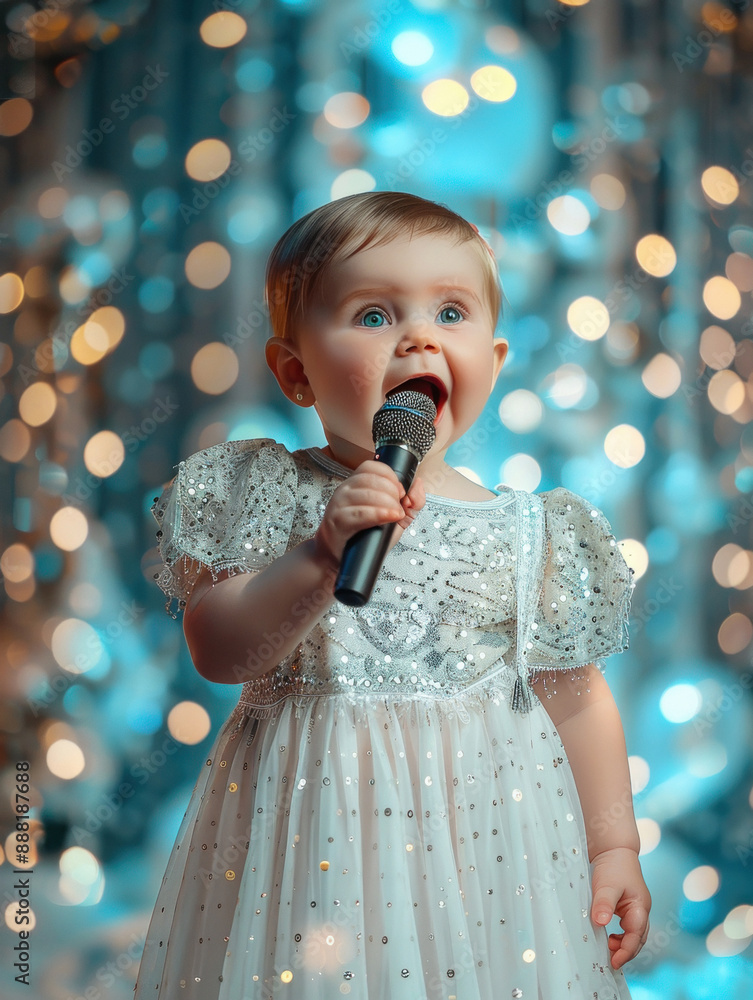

{"left": 421, "top": 79, "right": 469, "bottom": 116}
{"left": 199, "top": 11, "right": 247, "bottom": 47}
{"left": 604, "top": 424, "right": 645, "bottom": 468}
{"left": 191, "top": 343, "right": 239, "bottom": 395}
{"left": 185, "top": 139, "right": 232, "bottom": 181}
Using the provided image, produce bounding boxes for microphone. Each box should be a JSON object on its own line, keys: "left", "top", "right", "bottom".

{"left": 334, "top": 389, "right": 437, "bottom": 607}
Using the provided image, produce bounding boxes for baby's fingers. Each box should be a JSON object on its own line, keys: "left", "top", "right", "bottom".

{"left": 608, "top": 906, "right": 650, "bottom": 969}
{"left": 405, "top": 475, "right": 426, "bottom": 512}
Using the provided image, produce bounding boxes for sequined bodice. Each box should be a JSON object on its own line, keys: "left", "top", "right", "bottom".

{"left": 151, "top": 439, "right": 632, "bottom": 718}
{"left": 240, "top": 448, "right": 521, "bottom": 712}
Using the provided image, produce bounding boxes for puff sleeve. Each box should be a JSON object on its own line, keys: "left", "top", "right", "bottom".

{"left": 523, "top": 488, "right": 633, "bottom": 678}
{"left": 150, "top": 438, "right": 298, "bottom": 617}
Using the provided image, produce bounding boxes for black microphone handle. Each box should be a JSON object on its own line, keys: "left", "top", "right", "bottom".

{"left": 334, "top": 442, "right": 420, "bottom": 607}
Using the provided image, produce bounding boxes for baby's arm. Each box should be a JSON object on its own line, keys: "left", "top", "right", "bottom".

{"left": 183, "top": 460, "right": 425, "bottom": 684}
{"left": 530, "top": 668, "right": 651, "bottom": 970}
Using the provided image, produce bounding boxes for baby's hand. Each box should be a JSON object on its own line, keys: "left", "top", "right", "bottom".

{"left": 590, "top": 846, "right": 651, "bottom": 970}
{"left": 314, "top": 459, "right": 426, "bottom": 569}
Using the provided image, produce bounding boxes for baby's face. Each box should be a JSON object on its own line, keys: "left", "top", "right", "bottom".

{"left": 292, "top": 232, "right": 507, "bottom": 466}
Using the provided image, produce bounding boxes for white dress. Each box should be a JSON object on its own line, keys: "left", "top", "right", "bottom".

{"left": 134, "top": 438, "right": 634, "bottom": 1000}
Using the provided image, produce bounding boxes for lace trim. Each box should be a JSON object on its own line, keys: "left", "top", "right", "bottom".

{"left": 236, "top": 661, "right": 519, "bottom": 723}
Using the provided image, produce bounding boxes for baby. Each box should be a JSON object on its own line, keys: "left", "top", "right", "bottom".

{"left": 138, "top": 191, "right": 651, "bottom": 999}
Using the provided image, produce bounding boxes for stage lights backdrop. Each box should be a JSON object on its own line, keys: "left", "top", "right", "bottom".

{"left": 1, "top": 0, "right": 753, "bottom": 996}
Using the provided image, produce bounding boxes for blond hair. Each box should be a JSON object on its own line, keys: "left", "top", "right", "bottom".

{"left": 264, "top": 191, "right": 501, "bottom": 341}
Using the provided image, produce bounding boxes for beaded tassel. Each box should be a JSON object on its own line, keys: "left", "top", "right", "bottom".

{"left": 511, "top": 673, "right": 534, "bottom": 714}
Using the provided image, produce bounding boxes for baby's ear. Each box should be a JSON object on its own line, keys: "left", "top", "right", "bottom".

{"left": 265, "top": 337, "right": 312, "bottom": 406}
{"left": 491, "top": 337, "right": 508, "bottom": 387}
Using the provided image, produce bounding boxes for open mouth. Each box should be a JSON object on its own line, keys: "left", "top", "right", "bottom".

{"left": 388, "top": 376, "right": 447, "bottom": 422}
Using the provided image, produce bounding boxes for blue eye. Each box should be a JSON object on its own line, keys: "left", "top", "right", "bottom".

{"left": 439, "top": 305, "right": 464, "bottom": 324}
{"left": 359, "top": 309, "right": 387, "bottom": 328}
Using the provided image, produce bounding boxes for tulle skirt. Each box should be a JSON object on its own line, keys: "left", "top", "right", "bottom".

{"left": 134, "top": 687, "right": 632, "bottom": 999}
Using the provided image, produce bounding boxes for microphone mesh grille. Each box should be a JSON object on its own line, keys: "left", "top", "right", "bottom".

{"left": 372, "top": 390, "right": 437, "bottom": 460}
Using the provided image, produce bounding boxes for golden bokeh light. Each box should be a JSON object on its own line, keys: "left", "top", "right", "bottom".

{"left": 590, "top": 173, "right": 626, "bottom": 210}
{"left": 71, "top": 323, "right": 108, "bottom": 365}
{"left": 559, "top": 0, "right": 590, "bottom": 5}
{"left": 546, "top": 195, "right": 590, "bottom": 236}
{"left": 52, "top": 618, "right": 103, "bottom": 674}
{"left": 566, "top": 295, "right": 609, "bottom": 340}
{"left": 185, "top": 242, "right": 232, "bottom": 290}
{"left": 0, "top": 419, "right": 32, "bottom": 462}
{"left": 641, "top": 352, "right": 682, "bottom": 398}
{"left": 0, "top": 544, "right": 34, "bottom": 584}
{"left": 712, "top": 543, "right": 750, "bottom": 587}
{"left": 421, "top": 79, "right": 470, "bottom": 117}
{"left": 635, "top": 234, "right": 677, "bottom": 277}
{"left": 24, "top": 265, "right": 51, "bottom": 298}
{"left": 167, "top": 701, "right": 212, "bottom": 745}
{"left": 24, "top": 9, "right": 70, "bottom": 41}
{"left": 703, "top": 276, "right": 741, "bottom": 319}
{"left": 701, "top": 165, "right": 739, "bottom": 205}
{"left": 88, "top": 306, "right": 126, "bottom": 352}
{"left": 0, "top": 273, "right": 24, "bottom": 313}
{"left": 718, "top": 612, "right": 753, "bottom": 654}
{"left": 0, "top": 98, "right": 33, "bottom": 137}
{"left": 50, "top": 507, "right": 89, "bottom": 552}
{"left": 83, "top": 430, "right": 125, "bottom": 478}
{"left": 191, "top": 342, "right": 239, "bottom": 395}
{"left": 700, "top": 325, "right": 735, "bottom": 370}
{"left": 470, "top": 65, "right": 517, "bottom": 102}
{"left": 323, "top": 92, "right": 370, "bottom": 129}
{"left": 47, "top": 739, "right": 86, "bottom": 779}
{"left": 707, "top": 369, "right": 746, "bottom": 414}
{"left": 604, "top": 424, "right": 645, "bottom": 468}
{"left": 19, "top": 382, "right": 57, "bottom": 427}
{"left": 199, "top": 11, "right": 247, "bottom": 47}
{"left": 185, "top": 139, "right": 232, "bottom": 182}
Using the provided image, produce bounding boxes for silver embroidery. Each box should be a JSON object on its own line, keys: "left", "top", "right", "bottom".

{"left": 150, "top": 441, "right": 633, "bottom": 718}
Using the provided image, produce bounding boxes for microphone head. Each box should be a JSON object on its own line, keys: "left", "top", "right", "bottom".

{"left": 372, "top": 389, "right": 437, "bottom": 460}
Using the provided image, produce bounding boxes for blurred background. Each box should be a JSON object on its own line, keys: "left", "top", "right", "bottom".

{"left": 1, "top": 0, "right": 753, "bottom": 996}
